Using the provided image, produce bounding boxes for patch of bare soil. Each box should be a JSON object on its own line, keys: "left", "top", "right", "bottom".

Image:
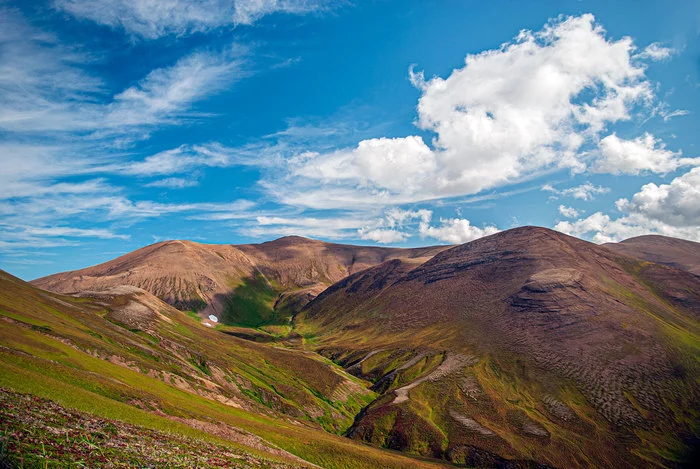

{"left": 448, "top": 410, "right": 496, "bottom": 436}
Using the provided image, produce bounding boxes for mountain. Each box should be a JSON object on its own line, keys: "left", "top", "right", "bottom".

{"left": 9, "top": 228, "right": 700, "bottom": 467}
{"left": 297, "top": 227, "right": 700, "bottom": 468}
{"left": 604, "top": 235, "right": 700, "bottom": 275}
{"left": 0, "top": 269, "right": 447, "bottom": 469}
{"left": 32, "top": 236, "right": 447, "bottom": 327}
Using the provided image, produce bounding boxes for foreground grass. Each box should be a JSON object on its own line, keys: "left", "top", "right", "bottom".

{"left": 0, "top": 388, "right": 297, "bottom": 469}
{"left": 0, "top": 270, "right": 448, "bottom": 469}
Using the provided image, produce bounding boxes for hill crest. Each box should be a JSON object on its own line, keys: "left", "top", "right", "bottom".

{"left": 31, "top": 235, "right": 449, "bottom": 326}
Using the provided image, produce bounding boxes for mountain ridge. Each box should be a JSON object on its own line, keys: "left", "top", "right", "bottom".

{"left": 603, "top": 234, "right": 700, "bottom": 275}
{"left": 31, "top": 236, "right": 449, "bottom": 326}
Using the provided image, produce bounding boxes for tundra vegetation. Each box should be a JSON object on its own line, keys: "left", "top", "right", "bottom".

{"left": 2, "top": 228, "right": 699, "bottom": 468}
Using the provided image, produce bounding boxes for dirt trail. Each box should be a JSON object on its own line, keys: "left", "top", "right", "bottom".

{"left": 347, "top": 349, "right": 385, "bottom": 374}
{"left": 393, "top": 353, "right": 476, "bottom": 404}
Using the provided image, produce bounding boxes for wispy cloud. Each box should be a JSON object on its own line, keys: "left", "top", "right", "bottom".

{"left": 54, "top": 0, "right": 334, "bottom": 39}
{"left": 145, "top": 177, "right": 199, "bottom": 189}
{"left": 662, "top": 109, "right": 690, "bottom": 122}
{"left": 0, "top": 8, "right": 257, "bottom": 251}
{"left": 1, "top": 6, "right": 247, "bottom": 136}
{"left": 634, "top": 42, "right": 677, "bottom": 61}
{"left": 105, "top": 47, "right": 247, "bottom": 130}
{"left": 542, "top": 182, "right": 610, "bottom": 201}
{"left": 241, "top": 214, "right": 369, "bottom": 239}
{"left": 0, "top": 7, "right": 104, "bottom": 133}
{"left": 0, "top": 222, "right": 128, "bottom": 251}
{"left": 0, "top": 192, "right": 257, "bottom": 250}
{"left": 19, "top": 226, "right": 130, "bottom": 240}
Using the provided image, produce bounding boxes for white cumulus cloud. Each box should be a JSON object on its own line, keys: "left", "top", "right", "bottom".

{"left": 419, "top": 218, "right": 499, "bottom": 244}
{"left": 555, "top": 212, "right": 700, "bottom": 243}
{"left": 558, "top": 205, "right": 580, "bottom": 218}
{"left": 358, "top": 228, "right": 407, "bottom": 244}
{"left": 616, "top": 167, "right": 700, "bottom": 227}
{"left": 356, "top": 208, "right": 433, "bottom": 244}
{"left": 595, "top": 133, "right": 696, "bottom": 175}
{"left": 294, "top": 136, "right": 436, "bottom": 194}
{"left": 555, "top": 167, "right": 700, "bottom": 242}
{"left": 277, "top": 14, "right": 659, "bottom": 210}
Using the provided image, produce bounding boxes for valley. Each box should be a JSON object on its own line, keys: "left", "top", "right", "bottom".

{"left": 1, "top": 228, "right": 698, "bottom": 468}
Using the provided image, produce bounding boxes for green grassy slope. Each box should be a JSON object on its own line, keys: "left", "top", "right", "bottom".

{"left": 0, "top": 269, "right": 448, "bottom": 469}
{"left": 220, "top": 273, "right": 285, "bottom": 327}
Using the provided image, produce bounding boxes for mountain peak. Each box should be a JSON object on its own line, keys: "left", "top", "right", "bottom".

{"left": 262, "top": 235, "right": 320, "bottom": 246}
{"left": 605, "top": 233, "right": 700, "bottom": 274}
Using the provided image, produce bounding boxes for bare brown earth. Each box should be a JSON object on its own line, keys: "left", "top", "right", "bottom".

{"left": 299, "top": 226, "right": 700, "bottom": 468}
{"left": 31, "top": 236, "right": 448, "bottom": 323}
{"left": 604, "top": 234, "right": 700, "bottom": 275}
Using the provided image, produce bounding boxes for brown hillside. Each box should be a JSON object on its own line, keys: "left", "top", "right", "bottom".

{"left": 298, "top": 226, "right": 700, "bottom": 468}
{"left": 604, "top": 234, "right": 700, "bottom": 275}
{"left": 31, "top": 236, "right": 447, "bottom": 325}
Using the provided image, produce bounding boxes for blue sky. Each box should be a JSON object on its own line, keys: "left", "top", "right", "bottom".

{"left": 1, "top": 0, "right": 699, "bottom": 280}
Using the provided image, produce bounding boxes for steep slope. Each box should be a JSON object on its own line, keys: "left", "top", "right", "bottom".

{"left": 297, "top": 227, "right": 700, "bottom": 468}
{"left": 604, "top": 235, "right": 700, "bottom": 275}
{"left": 32, "top": 237, "right": 447, "bottom": 327}
{"left": 0, "top": 269, "right": 448, "bottom": 469}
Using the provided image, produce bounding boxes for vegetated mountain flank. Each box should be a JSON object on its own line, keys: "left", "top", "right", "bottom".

{"left": 604, "top": 234, "right": 700, "bottom": 275}
{"left": 0, "top": 388, "right": 301, "bottom": 469}
{"left": 8, "top": 228, "right": 700, "bottom": 468}
{"left": 32, "top": 236, "right": 447, "bottom": 327}
{"left": 0, "top": 269, "right": 448, "bottom": 469}
{"left": 297, "top": 227, "right": 700, "bottom": 468}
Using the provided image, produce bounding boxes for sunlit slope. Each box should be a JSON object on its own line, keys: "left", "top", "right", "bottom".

{"left": 32, "top": 236, "right": 447, "bottom": 327}
{"left": 0, "top": 269, "right": 448, "bottom": 469}
{"left": 297, "top": 227, "right": 700, "bottom": 468}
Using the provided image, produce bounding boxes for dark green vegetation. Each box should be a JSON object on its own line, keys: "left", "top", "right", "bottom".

{"left": 220, "top": 274, "right": 284, "bottom": 327}
{"left": 0, "top": 270, "right": 447, "bottom": 469}
{"left": 4, "top": 227, "right": 699, "bottom": 468}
